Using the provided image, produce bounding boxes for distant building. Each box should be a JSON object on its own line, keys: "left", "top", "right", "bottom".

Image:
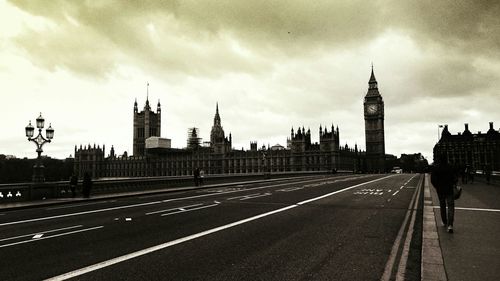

{"left": 75, "top": 69, "right": 394, "bottom": 178}
{"left": 133, "top": 91, "right": 161, "bottom": 156}
{"left": 433, "top": 123, "right": 500, "bottom": 171}
{"left": 364, "top": 66, "right": 386, "bottom": 173}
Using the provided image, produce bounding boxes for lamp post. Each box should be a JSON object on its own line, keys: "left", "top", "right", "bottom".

{"left": 25, "top": 113, "right": 54, "bottom": 182}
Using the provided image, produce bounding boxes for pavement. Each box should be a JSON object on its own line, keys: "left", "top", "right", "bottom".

{"left": 424, "top": 174, "right": 500, "bottom": 281}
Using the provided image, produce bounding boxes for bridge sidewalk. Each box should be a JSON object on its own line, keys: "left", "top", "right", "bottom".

{"left": 425, "top": 175, "right": 500, "bottom": 281}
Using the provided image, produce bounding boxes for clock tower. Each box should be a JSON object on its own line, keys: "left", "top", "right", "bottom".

{"left": 364, "top": 66, "right": 385, "bottom": 173}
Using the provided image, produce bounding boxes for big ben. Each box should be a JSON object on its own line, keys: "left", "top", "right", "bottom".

{"left": 364, "top": 66, "right": 385, "bottom": 173}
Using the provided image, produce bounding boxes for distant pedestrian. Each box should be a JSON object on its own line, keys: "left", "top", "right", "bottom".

{"left": 431, "top": 155, "right": 458, "bottom": 233}
{"left": 469, "top": 167, "right": 474, "bottom": 183}
{"left": 193, "top": 168, "right": 200, "bottom": 186}
{"left": 199, "top": 169, "right": 205, "bottom": 186}
{"left": 82, "top": 172, "right": 92, "bottom": 198}
{"left": 485, "top": 165, "right": 492, "bottom": 185}
{"left": 69, "top": 173, "right": 78, "bottom": 198}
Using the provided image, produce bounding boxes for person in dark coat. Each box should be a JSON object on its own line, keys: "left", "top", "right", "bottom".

{"left": 431, "top": 155, "right": 457, "bottom": 233}
{"left": 193, "top": 168, "right": 200, "bottom": 186}
{"left": 82, "top": 172, "right": 92, "bottom": 198}
{"left": 69, "top": 173, "right": 78, "bottom": 198}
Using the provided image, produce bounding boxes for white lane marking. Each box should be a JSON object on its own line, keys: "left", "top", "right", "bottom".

{"left": 0, "top": 201, "right": 162, "bottom": 227}
{"left": 145, "top": 203, "right": 204, "bottom": 216}
{"left": 277, "top": 186, "right": 304, "bottom": 192}
{"left": 125, "top": 218, "right": 132, "bottom": 221}
{"left": 45, "top": 176, "right": 395, "bottom": 280}
{"left": 381, "top": 174, "right": 422, "bottom": 281}
{"left": 395, "top": 176, "right": 423, "bottom": 281}
{"left": 0, "top": 225, "right": 83, "bottom": 242}
{"left": 46, "top": 201, "right": 111, "bottom": 210}
{"left": 32, "top": 234, "right": 43, "bottom": 239}
{"left": 297, "top": 175, "right": 394, "bottom": 205}
{"left": 0, "top": 226, "right": 104, "bottom": 249}
{"left": 45, "top": 205, "right": 298, "bottom": 281}
{"left": 400, "top": 186, "right": 404, "bottom": 190}
{"left": 0, "top": 175, "right": 357, "bottom": 227}
{"left": 226, "top": 193, "right": 261, "bottom": 200}
{"left": 160, "top": 203, "right": 219, "bottom": 217}
{"left": 432, "top": 206, "right": 500, "bottom": 213}
{"left": 240, "top": 193, "right": 272, "bottom": 201}
{"left": 392, "top": 190, "right": 400, "bottom": 196}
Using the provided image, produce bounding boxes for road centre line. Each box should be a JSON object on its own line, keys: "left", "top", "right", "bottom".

{"left": 392, "top": 190, "right": 400, "bottom": 196}
{"left": 226, "top": 193, "right": 262, "bottom": 200}
{"left": 45, "top": 175, "right": 395, "bottom": 280}
{"left": 46, "top": 201, "right": 112, "bottom": 210}
{"left": 145, "top": 203, "right": 204, "bottom": 215}
{"left": 239, "top": 193, "right": 272, "bottom": 201}
{"left": 0, "top": 226, "right": 103, "bottom": 249}
{"left": 0, "top": 176, "right": 342, "bottom": 227}
{"left": 0, "top": 225, "right": 83, "bottom": 242}
{"left": 432, "top": 206, "right": 500, "bottom": 213}
{"left": 160, "top": 204, "right": 219, "bottom": 217}
{"left": 296, "top": 175, "right": 394, "bottom": 205}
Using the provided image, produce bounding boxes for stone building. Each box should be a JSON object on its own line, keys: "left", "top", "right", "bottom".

{"left": 133, "top": 88, "right": 161, "bottom": 156}
{"left": 74, "top": 69, "right": 392, "bottom": 178}
{"left": 364, "top": 66, "right": 385, "bottom": 172}
{"left": 433, "top": 122, "right": 500, "bottom": 171}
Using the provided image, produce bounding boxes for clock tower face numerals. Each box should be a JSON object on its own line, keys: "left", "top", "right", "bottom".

{"left": 366, "top": 104, "right": 378, "bottom": 115}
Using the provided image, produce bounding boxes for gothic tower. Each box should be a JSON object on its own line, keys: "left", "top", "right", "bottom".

{"left": 133, "top": 83, "right": 161, "bottom": 156}
{"left": 210, "top": 102, "right": 231, "bottom": 154}
{"left": 364, "top": 66, "right": 385, "bottom": 172}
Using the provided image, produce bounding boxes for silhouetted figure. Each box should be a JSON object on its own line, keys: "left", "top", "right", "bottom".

{"left": 199, "top": 169, "right": 205, "bottom": 186}
{"left": 431, "top": 155, "right": 457, "bottom": 233}
{"left": 69, "top": 174, "right": 78, "bottom": 198}
{"left": 82, "top": 172, "right": 92, "bottom": 198}
{"left": 485, "top": 165, "right": 492, "bottom": 184}
{"left": 193, "top": 168, "right": 200, "bottom": 186}
{"left": 469, "top": 166, "right": 474, "bottom": 183}
{"left": 461, "top": 165, "right": 467, "bottom": 184}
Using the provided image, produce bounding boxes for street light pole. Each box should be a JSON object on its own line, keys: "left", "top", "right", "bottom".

{"left": 25, "top": 113, "right": 54, "bottom": 183}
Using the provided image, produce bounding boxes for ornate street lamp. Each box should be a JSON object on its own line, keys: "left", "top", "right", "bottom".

{"left": 26, "top": 113, "right": 54, "bottom": 182}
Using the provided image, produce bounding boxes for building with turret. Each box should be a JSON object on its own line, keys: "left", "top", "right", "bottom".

{"left": 434, "top": 122, "right": 500, "bottom": 171}
{"left": 133, "top": 84, "right": 161, "bottom": 156}
{"left": 364, "top": 66, "right": 385, "bottom": 173}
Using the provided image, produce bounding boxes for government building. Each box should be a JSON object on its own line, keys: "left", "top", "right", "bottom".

{"left": 433, "top": 123, "right": 500, "bottom": 171}
{"left": 74, "top": 69, "right": 390, "bottom": 178}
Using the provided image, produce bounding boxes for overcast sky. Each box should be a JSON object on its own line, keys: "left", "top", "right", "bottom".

{"left": 1, "top": 0, "right": 499, "bottom": 162}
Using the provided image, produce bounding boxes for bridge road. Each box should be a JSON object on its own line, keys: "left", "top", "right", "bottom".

{"left": 0, "top": 174, "right": 423, "bottom": 281}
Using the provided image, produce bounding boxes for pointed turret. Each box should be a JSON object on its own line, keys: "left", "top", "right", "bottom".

{"left": 134, "top": 98, "right": 138, "bottom": 113}
{"left": 157, "top": 99, "right": 161, "bottom": 113}
{"left": 366, "top": 65, "right": 381, "bottom": 96}
{"left": 144, "top": 82, "right": 151, "bottom": 110}
{"left": 214, "top": 102, "right": 221, "bottom": 126}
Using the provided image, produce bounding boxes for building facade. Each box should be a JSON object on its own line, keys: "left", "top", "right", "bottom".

{"left": 364, "top": 67, "right": 386, "bottom": 172}
{"left": 433, "top": 122, "right": 500, "bottom": 172}
{"left": 75, "top": 70, "right": 394, "bottom": 178}
{"left": 75, "top": 103, "right": 366, "bottom": 178}
{"left": 133, "top": 94, "right": 161, "bottom": 157}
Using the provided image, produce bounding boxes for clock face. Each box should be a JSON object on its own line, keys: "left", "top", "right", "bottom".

{"left": 367, "top": 104, "right": 378, "bottom": 114}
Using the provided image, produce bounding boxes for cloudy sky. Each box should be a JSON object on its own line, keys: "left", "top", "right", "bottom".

{"left": 1, "top": 0, "right": 499, "bottom": 162}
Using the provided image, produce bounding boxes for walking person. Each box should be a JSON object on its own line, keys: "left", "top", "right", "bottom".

{"left": 82, "top": 172, "right": 92, "bottom": 198}
{"left": 199, "top": 169, "right": 205, "bottom": 186}
{"left": 431, "top": 155, "right": 458, "bottom": 233}
{"left": 69, "top": 173, "right": 78, "bottom": 198}
{"left": 193, "top": 168, "right": 200, "bottom": 186}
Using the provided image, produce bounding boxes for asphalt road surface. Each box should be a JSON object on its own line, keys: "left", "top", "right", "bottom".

{"left": 0, "top": 174, "right": 423, "bottom": 281}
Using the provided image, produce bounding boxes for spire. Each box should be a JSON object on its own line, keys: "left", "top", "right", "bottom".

{"left": 214, "top": 102, "right": 221, "bottom": 125}
{"left": 134, "top": 98, "right": 138, "bottom": 113}
{"left": 145, "top": 82, "right": 150, "bottom": 110}
{"left": 368, "top": 64, "right": 378, "bottom": 91}
{"left": 157, "top": 99, "right": 161, "bottom": 113}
